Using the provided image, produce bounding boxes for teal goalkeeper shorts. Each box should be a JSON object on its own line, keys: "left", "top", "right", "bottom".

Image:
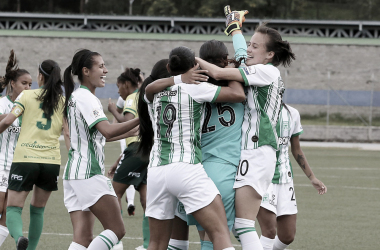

{"left": 187, "top": 160, "right": 236, "bottom": 231}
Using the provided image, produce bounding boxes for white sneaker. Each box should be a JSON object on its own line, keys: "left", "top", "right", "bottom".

{"left": 135, "top": 245, "right": 147, "bottom": 250}
{"left": 111, "top": 241, "right": 123, "bottom": 250}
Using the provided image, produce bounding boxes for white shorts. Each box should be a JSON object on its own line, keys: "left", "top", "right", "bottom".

{"left": 0, "top": 169, "right": 9, "bottom": 192}
{"left": 233, "top": 146, "right": 276, "bottom": 197}
{"left": 63, "top": 175, "right": 117, "bottom": 213}
{"left": 146, "top": 162, "right": 220, "bottom": 220}
{"left": 260, "top": 180, "right": 298, "bottom": 217}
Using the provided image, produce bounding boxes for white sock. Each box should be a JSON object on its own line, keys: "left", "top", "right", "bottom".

{"left": 68, "top": 241, "right": 87, "bottom": 250}
{"left": 0, "top": 225, "right": 9, "bottom": 246}
{"left": 260, "top": 236, "right": 274, "bottom": 250}
{"left": 234, "top": 218, "right": 263, "bottom": 250}
{"left": 87, "top": 229, "right": 119, "bottom": 250}
{"left": 273, "top": 235, "right": 289, "bottom": 250}
{"left": 111, "top": 240, "right": 123, "bottom": 250}
{"left": 167, "top": 239, "right": 189, "bottom": 250}
{"left": 231, "top": 226, "right": 240, "bottom": 243}
{"left": 222, "top": 248, "right": 235, "bottom": 250}
{"left": 126, "top": 186, "right": 136, "bottom": 206}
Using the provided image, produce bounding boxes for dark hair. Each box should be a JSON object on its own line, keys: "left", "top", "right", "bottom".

{"left": 63, "top": 49, "right": 101, "bottom": 117}
{"left": 0, "top": 50, "right": 29, "bottom": 95}
{"left": 255, "top": 23, "right": 296, "bottom": 67}
{"left": 168, "top": 46, "right": 195, "bottom": 75}
{"left": 137, "top": 59, "right": 170, "bottom": 158}
{"left": 117, "top": 68, "right": 142, "bottom": 88}
{"left": 37, "top": 60, "right": 64, "bottom": 118}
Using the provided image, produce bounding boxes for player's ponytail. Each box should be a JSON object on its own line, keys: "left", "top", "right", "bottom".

{"left": 137, "top": 59, "right": 170, "bottom": 158}
{"left": 37, "top": 60, "right": 63, "bottom": 118}
{"left": 168, "top": 46, "right": 195, "bottom": 75}
{"left": 0, "top": 50, "right": 29, "bottom": 96}
{"left": 255, "top": 23, "right": 296, "bottom": 67}
{"left": 63, "top": 49, "right": 101, "bottom": 117}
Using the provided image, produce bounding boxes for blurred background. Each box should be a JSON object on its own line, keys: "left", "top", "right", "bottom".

{"left": 1, "top": 0, "right": 380, "bottom": 142}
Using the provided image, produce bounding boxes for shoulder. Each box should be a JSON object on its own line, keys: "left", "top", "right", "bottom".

{"left": 287, "top": 105, "right": 300, "bottom": 117}
{"left": 245, "top": 64, "right": 279, "bottom": 76}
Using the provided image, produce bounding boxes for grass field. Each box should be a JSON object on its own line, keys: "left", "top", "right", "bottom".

{"left": 1, "top": 29, "right": 380, "bottom": 46}
{"left": 2, "top": 142, "right": 379, "bottom": 250}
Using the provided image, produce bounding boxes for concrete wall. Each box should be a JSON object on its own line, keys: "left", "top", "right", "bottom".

{"left": 302, "top": 125, "right": 380, "bottom": 142}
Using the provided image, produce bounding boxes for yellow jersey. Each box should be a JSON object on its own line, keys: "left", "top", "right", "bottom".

{"left": 123, "top": 90, "right": 139, "bottom": 146}
{"left": 11, "top": 88, "right": 64, "bottom": 164}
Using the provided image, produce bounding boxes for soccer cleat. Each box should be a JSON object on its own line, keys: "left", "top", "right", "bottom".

{"left": 135, "top": 245, "right": 147, "bottom": 250}
{"left": 127, "top": 204, "right": 135, "bottom": 216}
{"left": 16, "top": 236, "right": 28, "bottom": 250}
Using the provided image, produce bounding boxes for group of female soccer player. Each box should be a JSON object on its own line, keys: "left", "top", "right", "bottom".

{"left": 0, "top": 5, "right": 327, "bottom": 250}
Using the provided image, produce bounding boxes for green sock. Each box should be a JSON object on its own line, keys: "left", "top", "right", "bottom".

{"left": 26, "top": 205, "right": 45, "bottom": 250}
{"left": 202, "top": 240, "right": 213, "bottom": 250}
{"left": 200, "top": 240, "right": 204, "bottom": 249}
{"left": 6, "top": 206, "right": 24, "bottom": 244}
{"left": 142, "top": 213, "right": 150, "bottom": 249}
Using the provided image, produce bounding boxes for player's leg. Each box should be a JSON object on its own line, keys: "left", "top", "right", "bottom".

{"left": 147, "top": 218, "right": 173, "bottom": 250}
{"left": 137, "top": 184, "right": 150, "bottom": 249}
{"left": 257, "top": 207, "right": 277, "bottom": 250}
{"left": 0, "top": 169, "right": 9, "bottom": 246}
{"left": 167, "top": 216, "right": 189, "bottom": 250}
{"left": 6, "top": 190, "right": 29, "bottom": 247}
{"left": 112, "top": 181, "right": 130, "bottom": 212}
{"left": 126, "top": 186, "right": 136, "bottom": 215}
{"left": 274, "top": 214, "right": 296, "bottom": 250}
{"left": 68, "top": 210, "right": 95, "bottom": 249}
{"left": 234, "top": 147, "right": 276, "bottom": 250}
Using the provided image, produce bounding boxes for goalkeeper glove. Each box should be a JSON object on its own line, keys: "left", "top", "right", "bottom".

{"left": 224, "top": 5, "right": 249, "bottom": 36}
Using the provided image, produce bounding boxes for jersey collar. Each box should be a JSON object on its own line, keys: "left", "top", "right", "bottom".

{"left": 266, "top": 63, "right": 273, "bottom": 65}
{"left": 80, "top": 85, "right": 91, "bottom": 92}
{"left": 133, "top": 89, "right": 138, "bottom": 93}
{"left": 6, "top": 95, "right": 14, "bottom": 103}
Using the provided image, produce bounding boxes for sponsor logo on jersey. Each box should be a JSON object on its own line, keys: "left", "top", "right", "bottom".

{"left": 68, "top": 100, "right": 75, "bottom": 107}
{"left": 278, "top": 136, "right": 290, "bottom": 145}
{"left": 128, "top": 172, "right": 141, "bottom": 178}
{"left": 11, "top": 174, "right": 23, "bottom": 181}
{"left": 125, "top": 99, "right": 133, "bottom": 107}
{"left": 156, "top": 90, "right": 177, "bottom": 99}
{"left": 0, "top": 175, "right": 8, "bottom": 187}
{"left": 7, "top": 125, "right": 21, "bottom": 134}
{"left": 93, "top": 109, "right": 101, "bottom": 118}
{"left": 243, "top": 66, "right": 256, "bottom": 75}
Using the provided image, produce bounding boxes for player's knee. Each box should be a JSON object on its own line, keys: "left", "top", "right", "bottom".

{"left": 279, "top": 233, "right": 295, "bottom": 245}
{"left": 262, "top": 227, "right": 276, "bottom": 239}
{"left": 114, "top": 227, "right": 126, "bottom": 241}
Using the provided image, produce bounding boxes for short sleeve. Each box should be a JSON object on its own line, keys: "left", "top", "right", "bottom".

{"left": 0, "top": 102, "right": 5, "bottom": 115}
{"left": 239, "top": 64, "right": 279, "bottom": 87}
{"left": 291, "top": 108, "right": 303, "bottom": 137}
{"left": 77, "top": 95, "right": 108, "bottom": 129}
{"left": 11, "top": 91, "right": 26, "bottom": 117}
{"left": 184, "top": 82, "right": 221, "bottom": 103}
{"left": 123, "top": 94, "right": 138, "bottom": 116}
{"left": 116, "top": 96, "right": 125, "bottom": 109}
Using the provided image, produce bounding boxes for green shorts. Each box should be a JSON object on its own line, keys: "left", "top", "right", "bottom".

{"left": 113, "top": 143, "right": 149, "bottom": 190}
{"left": 187, "top": 160, "right": 236, "bottom": 231}
{"left": 8, "top": 162, "right": 60, "bottom": 192}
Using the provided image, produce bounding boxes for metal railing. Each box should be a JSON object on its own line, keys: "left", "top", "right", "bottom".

{"left": 1, "top": 12, "right": 380, "bottom": 38}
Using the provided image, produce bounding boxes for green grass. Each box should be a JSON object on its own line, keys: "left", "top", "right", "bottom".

{"left": 1, "top": 29, "right": 380, "bottom": 45}
{"left": 301, "top": 113, "right": 380, "bottom": 126}
{"left": 2, "top": 142, "right": 379, "bottom": 249}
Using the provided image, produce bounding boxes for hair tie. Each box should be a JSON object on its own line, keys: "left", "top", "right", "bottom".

{"left": 39, "top": 64, "right": 50, "bottom": 76}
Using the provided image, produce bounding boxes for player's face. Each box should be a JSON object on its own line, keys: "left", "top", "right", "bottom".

{"left": 87, "top": 55, "right": 108, "bottom": 88}
{"left": 117, "top": 80, "right": 131, "bottom": 100}
{"left": 12, "top": 74, "right": 32, "bottom": 97}
{"left": 246, "top": 32, "right": 273, "bottom": 66}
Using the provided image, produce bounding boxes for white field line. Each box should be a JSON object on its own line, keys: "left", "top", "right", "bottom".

{"left": 293, "top": 174, "right": 380, "bottom": 179}
{"left": 310, "top": 167, "right": 379, "bottom": 171}
{"left": 295, "top": 183, "right": 380, "bottom": 191}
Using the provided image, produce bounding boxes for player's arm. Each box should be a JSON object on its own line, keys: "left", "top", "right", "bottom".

{"left": 215, "top": 81, "right": 245, "bottom": 103}
{"left": 62, "top": 117, "right": 70, "bottom": 151}
{"left": 95, "top": 117, "right": 140, "bottom": 140}
{"left": 196, "top": 57, "right": 244, "bottom": 82}
{"left": 106, "top": 124, "right": 139, "bottom": 142}
{"left": 290, "top": 135, "right": 327, "bottom": 195}
{"left": 0, "top": 114, "right": 7, "bottom": 122}
{"left": 0, "top": 113, "right": 17, "bottom": 134}
{"left": 108, "top": 98, "right": 126, "bottom": 123}
{"left": 108, "top": 154, "right": 123, "bottom": 179}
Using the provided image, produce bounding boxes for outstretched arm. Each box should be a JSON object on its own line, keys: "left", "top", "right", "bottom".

{"left": 196, "top": 57, "right": 244, "bottom": 82}
{"left": 95, "top": 117, "right": 140, "bottom": 140}
{"left": 290, "top": 135, "right": 327, "bottom": 195}
{"left": 0, "top": 113, "right": 17, "bottom": 134}
{"left": 215, "top": 81, "right": 245, "bottom": 103}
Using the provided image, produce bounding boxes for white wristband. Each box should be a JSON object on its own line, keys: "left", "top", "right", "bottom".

{"left": 173, "top": 75, "right": 183, "bottom": 85}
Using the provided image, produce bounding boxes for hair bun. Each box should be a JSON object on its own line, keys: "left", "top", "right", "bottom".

{"left": 132, "top": 68, "right": 141, "bottom": 76}
{"left": 169, "top": 55, "right": 181, "bottom": 68}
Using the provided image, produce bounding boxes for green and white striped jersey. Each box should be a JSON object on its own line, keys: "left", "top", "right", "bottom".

{"left": 0, "top": 96, "right": 21, "bottom": 171}
{"left": 239, "top": 64, "right": 284, "bottom": 150}
{"left": 145, "top": 82, "right": 221, "bottom": 168}
{"left": 64, "top": 86, "right": 108, "bottom": 180}
{"left": 272, "top": 105, "right": 303, "bottom": 184}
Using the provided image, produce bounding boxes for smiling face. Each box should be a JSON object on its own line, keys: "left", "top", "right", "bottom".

{"left": 11, "top": 73, "right": 32, "bottom": 97}
{"left": 245, "top": 32, "right": 274, "bottom": 66}
{"left": 82, "top": 55, "right": 108, "bottom": 89}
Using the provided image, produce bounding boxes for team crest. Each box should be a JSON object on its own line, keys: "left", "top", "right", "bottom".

{"left": 262, "top": 193, "right": 269, "bottom": 202}
{"left": 282, "top": 121, "right": 289, "bottom": 131}
{"left": 126, "top": 99, "right": 133, "bottom": 107}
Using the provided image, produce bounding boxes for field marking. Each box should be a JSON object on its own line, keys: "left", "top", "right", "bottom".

{"left": 295, "top": 183, "right": 380, "bottom": 191}
{"left": 311, "top": 167, "right": 379, "bottom": 171}
{"left": 293, "top": 174, "right": 380, "bottom": 179}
